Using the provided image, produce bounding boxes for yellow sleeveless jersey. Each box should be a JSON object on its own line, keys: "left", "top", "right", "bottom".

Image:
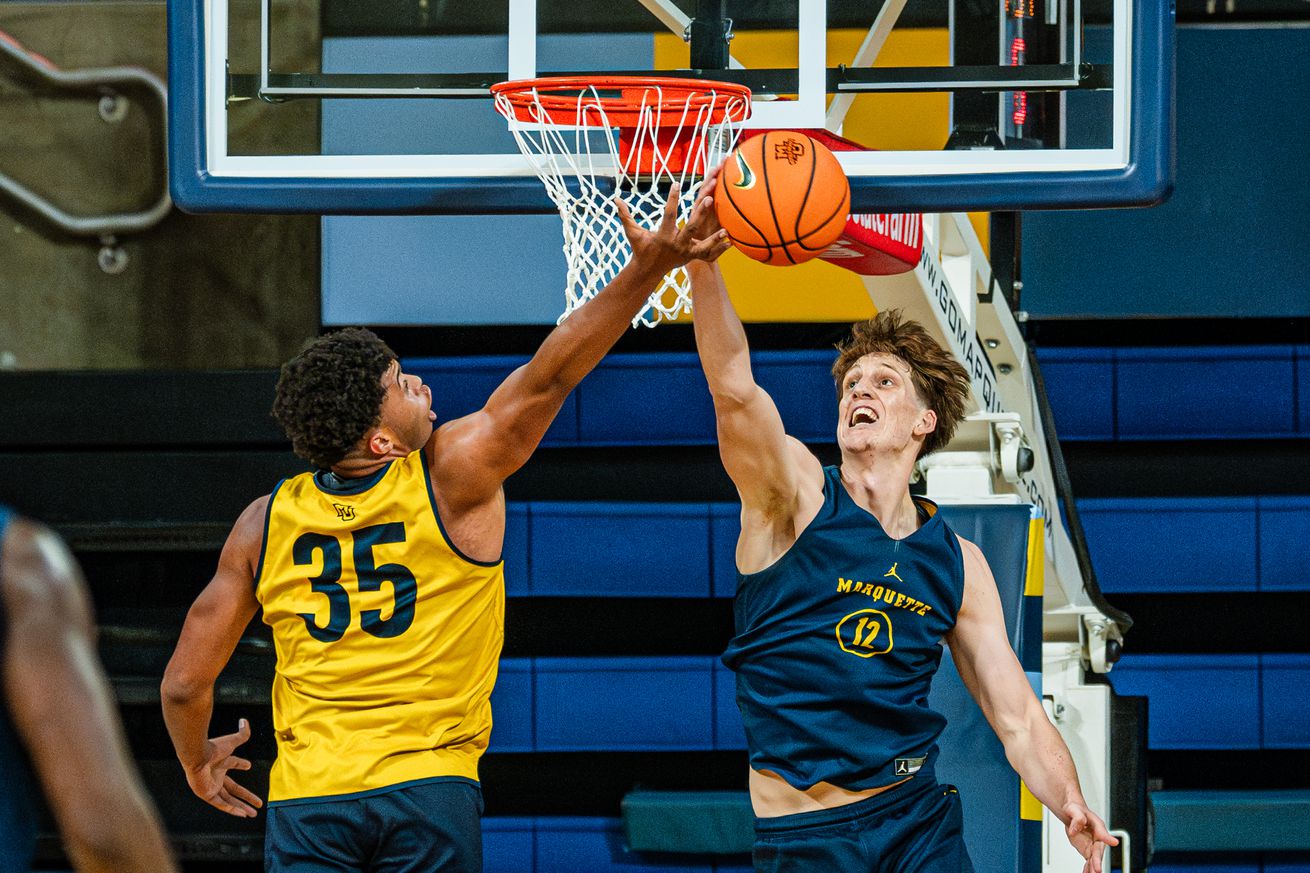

{"left": 254, "top": 451, "right": 505, "bottom": 803}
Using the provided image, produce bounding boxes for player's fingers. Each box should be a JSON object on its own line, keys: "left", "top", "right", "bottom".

{"left": 1090, "top": 840, "right": 1105, "bottom": 873}
{"left": 222, "top": 788, "right": 258, "bottom": 818}
{"left": 614, "top": 196, "right": 636, "bottom": 230}
{"left": 684, "top": 194, "right": 715, "bottom": 234}
{"left": 210, "top": 789, "right": 256, "bottom": 818}
{"left": 225, "top": 777, "right": 264, "bottom": 809}
{"left": 708, "top": 233, "right": 733, "bottom": 260}
{"left": 688, "top": 230, "right": 729, "bottom": 260}
{"left": 1067, "top": 809, "right": 1088, "bottom": 840}
{"left": 1088, "top": 814, "right": 1119, "bottom": 846}
{"left": 704, "top": 160, "right": 724, "bottom": 188}
{"left": 660, "top": 183, "right": 682, "bottom": 231}
{"left": 698, "top": 170, "right": 721, "bottom": 203}
{"left": 214, "top": 719, "right": 251, "bottom": 755}
{"left": 224, "top": 756, "right": 252, "bottom": 772}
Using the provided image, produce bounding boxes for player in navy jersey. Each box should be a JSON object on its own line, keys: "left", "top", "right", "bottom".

{"left": 0, "top": 505, "right": 176, "bottom": 873}
{"left": 687, "top": 193, "right": 1116, "bottom": 872}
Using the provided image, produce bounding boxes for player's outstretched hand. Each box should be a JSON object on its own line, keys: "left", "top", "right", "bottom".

{"left": 185, "top": 718, "right": 263, "bottom": 818}
{"left": 696, "top": 162, "right": 727, "bottom": 243}
{"left": 1062, "top": 801, "right": 1118, "bottom": 873}
{"left": 616, "top": 179, "right": 731, "bottom": 275}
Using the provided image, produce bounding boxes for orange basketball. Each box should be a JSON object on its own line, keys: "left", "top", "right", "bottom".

{"left": 715, "top": 131, "right": 851, "bottom": 266}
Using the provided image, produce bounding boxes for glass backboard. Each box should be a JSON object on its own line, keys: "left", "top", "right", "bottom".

{"left": 168, "top": 0, "right": 1173, "bottom": 213}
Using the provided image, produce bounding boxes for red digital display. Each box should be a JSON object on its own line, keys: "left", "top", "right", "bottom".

{"left": 1010, "top": 37, "right": 1028, "bottom": 129}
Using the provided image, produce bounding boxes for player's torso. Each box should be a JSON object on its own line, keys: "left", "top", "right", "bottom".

{"left": 0, "top": 506, "right": 38, "bottom": 870}
{"left": 255, "top": 454, "right": 506, "bottom": 802}
{"left": 723, "top": 465, "right": 965, "bottom": 789}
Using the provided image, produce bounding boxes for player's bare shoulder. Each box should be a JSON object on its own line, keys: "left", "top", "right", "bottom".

{"left": 954, "top": 535, "right": 991, "bottom": 576}
{"left": 224, "top": 494, "right": 274, "bottom": 577}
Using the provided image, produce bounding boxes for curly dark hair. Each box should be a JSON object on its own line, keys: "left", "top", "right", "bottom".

{"left": 272, "top": 328, "right": 397, "bottom": 469}
{"left": 831, "top": 310, "right": 972, "bottom": 458}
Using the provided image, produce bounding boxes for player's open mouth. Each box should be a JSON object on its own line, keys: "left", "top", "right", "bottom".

{"left": 849, "top": 406, "right": 877, "bottom": 427}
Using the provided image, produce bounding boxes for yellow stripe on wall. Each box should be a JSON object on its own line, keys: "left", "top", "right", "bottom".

{"left": 1020, "top": 780, "right": 1044, "bottom": 821}
{"left": 654, "top": 28, "right": 989, "bottom": 323}
{"left": 1024, "top": 516, "right": 1045, "bottom": 597}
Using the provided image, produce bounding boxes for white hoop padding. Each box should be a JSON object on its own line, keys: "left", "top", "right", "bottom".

{"left": 493, "top": 80, "right": 751, "bottom": 327}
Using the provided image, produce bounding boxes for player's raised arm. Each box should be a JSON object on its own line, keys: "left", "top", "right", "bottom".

{"left": 2, "top": 518, "right": 178, "bottom": 873}
{"left": 688, "top": 258, "right": 814, "bottom": 517}
{"left": 161, "top": 497, "right": 266, "bottom": 819}
{"left": 433, "top": 182, "right": 731, "bottom": 505}
{"left": 946, "top": 537, "right": 1118, "bottom": 873}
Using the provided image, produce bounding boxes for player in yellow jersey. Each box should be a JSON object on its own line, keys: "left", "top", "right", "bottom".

{"left": 160, "top": 186, "right": 730, "bottom": 873}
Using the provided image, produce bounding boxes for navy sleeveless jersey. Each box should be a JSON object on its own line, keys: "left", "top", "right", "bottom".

{"left": 722, "top": 466, "right": 966, "bottom": 791}
{"left": 0, "top": 505, "right": 38, "bottom": 871}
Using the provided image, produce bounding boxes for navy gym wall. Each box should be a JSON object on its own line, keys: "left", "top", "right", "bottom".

{"left": 1022, "top": 25, "right": 1310, "bottom": 318}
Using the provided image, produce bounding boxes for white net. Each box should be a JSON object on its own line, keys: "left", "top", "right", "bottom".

{"left": 493, "top": 79, "right": 751, "bottom": 327}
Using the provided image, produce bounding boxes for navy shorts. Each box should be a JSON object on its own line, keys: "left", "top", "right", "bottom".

{"left": 751, "top": 777, "right": 973, "bottom": 873}
{"left": 265, "top": 778, "right": 483, "bottom": 873}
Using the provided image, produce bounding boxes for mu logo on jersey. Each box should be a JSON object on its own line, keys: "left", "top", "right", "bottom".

{"left": 332, "top": 503, "right": 355, "bottom": 521}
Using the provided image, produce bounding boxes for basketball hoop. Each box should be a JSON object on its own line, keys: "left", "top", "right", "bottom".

{"left": 492, "top": 76, "right": 751, "bottom": 327}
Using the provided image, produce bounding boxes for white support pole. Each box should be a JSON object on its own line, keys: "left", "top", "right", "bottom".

{"left": 824, "top": 0, "right": 911, "bottom": 132}
{"left": 507, "top": 0, "right": 537, "bottom": 80}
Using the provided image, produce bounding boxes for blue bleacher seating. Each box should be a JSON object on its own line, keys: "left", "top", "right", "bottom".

{"left": 488, "top": 658, "right": 533, "bottom": 753}
{"left": 1078, "top": 497, "right": 1310, "bottom": 593}
{"left": 1299, "top": 346, "right": 1310, "bottom": 434}
{"left": 406, "top": 346, "right": 1310, "bottom": 446}
{"left": 1109, "top": 655, "right": 1261, "bottom": 749}
{"left": 534, "top": 657, "right": 717, "bottom": 752}
{"left": 529, "top": 504, "right": 713, "bottom": 596}
{"left": 1260, "top": 655, "right": 1310, "bottom": 749}
{"left": 1030, "top": 348, "right": 1117, "bottom": 440}
{"left": 1078, "top": 497, "right": 1259, "bottom": 593}
{"left": 1257, "top": 497, "right": 1310, "bottom": 591}
{"left": 1115, "top": 347, "right": 1296, "bottom": 440}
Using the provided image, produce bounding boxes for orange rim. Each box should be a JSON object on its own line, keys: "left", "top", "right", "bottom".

{"left": 491, "top": 75, "right": 752, "bottom": 127}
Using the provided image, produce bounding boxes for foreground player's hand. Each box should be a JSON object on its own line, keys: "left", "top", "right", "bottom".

{"left": 186, "top": 717, "right": 263, "bottom": 818}
{"left": 1063, "top": 802, "right": 1118, "bottom": 873}
{"left": 617, "top": 180, "right": 731, "bottom": 275}
{"left": 696, "top": 162, "right": 727, "bottom": 244}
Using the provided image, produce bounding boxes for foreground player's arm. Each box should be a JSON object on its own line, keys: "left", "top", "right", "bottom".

{"left": 946, "top": 538, "right": 1118, "bottom": 873}
{"left": 1, "top": 519, "right": 178, "bottom": 873}
{"left": 161, "top": 497, "right": 266, "bottom": 818}
{"left": 434, "top": 184, "right": 730, "bottom": 502}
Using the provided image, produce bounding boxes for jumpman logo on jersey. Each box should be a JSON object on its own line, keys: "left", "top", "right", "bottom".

{"left": 884, "top": 563, "right": 904, "bottom": 583}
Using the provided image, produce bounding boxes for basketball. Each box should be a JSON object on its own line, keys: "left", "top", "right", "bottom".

{"left": 715, "top": 131, "right": 851, "bottom": 266}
